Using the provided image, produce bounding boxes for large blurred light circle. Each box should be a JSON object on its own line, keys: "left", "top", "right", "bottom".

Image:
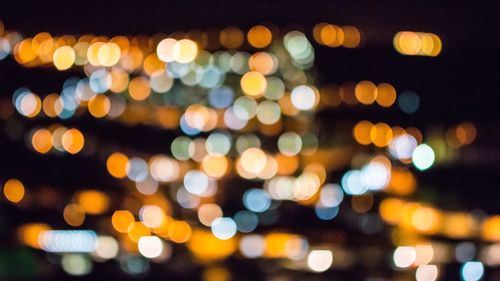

{"left": 341, "top": 170, "right": 367, "bottom": 195}
{"left": 94, "top": 236, "right": 119, "bottom": 260}
{"left": 320, "top": 184, "right": 344, "bottom": 207}
{"left": 389, "top": 134, "right": 418, "bottom": 160}
{"left": 461, "top": 261, "right": 484, "bottom": 281}
{"left": 243, "top": 189, "right": 271, "bottom": 213}
{"left": 211, "top": 217, "right": 237, "bottom": 240}
{"left": 307, "top": 250, "right": 333, "bottom": 272}
{"left": 393, "top": 246, "right": 416, "bottom": 268}
{"left": 126, "top": 157, "right": 149, "bottom": 182}
{"left": 291, "top": 85, "right": 316, "bottom": 110}
{"left": 412, "top": 144, "right": 435, "bottom": 171}
{"left": 138, "top": 236, "right": 163, "bottom": 259}
{"left": 183, "top": 170, "right": 209, "bottom": 196}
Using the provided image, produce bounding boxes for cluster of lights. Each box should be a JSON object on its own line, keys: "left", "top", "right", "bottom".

{"left": 0, "top": 18, "right": 489, "bottom": 281}
{"left": 393, "top": 31, "right": 442, "bottom": 56}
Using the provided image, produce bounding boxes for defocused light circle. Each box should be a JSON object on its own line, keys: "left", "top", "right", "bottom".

{"left": 412, "top": 144, "right": 435, "bottom": 171}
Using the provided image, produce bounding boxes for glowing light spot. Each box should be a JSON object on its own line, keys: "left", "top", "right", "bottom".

{"left": 461, "top": 261, "right": 484, "bottom": 281}
{"left": 112, "top": 210, "right": 135, "bottom": 233}
{"left": 416, "top": 265, "right": 439, "bottom": 281}
{"left": 376, "top": 83, "right": 397, "bottom": 107}
{"left": 126, "top": 157, "right": 149, "bottom": 182}
{"left": 157, "top": 38, "right": 177, "bottom": 62}
{"left": 76, "top": 190, "right": 109, "bottom": 215}
{"left": 198, "top": 203, "right": 223, "bottom": 227}
{"left": 31, "top": 128, "right": 53, "bottom": 154}
{"left": 291, "top": 85, "right": 317, "bottom": 110}
{"left": 393, "top": 246, "right": 416, "bottom": 268}
{"left": 61, "top": 254, "right": 92, "bottom": 276}
{"left": 240, "top": 71, "right": 267, "bottom": 97}
{"left": 247, "top": 25, "right": 272, "bottom": 48}
{"left": 243, "top": 189, "right": 271, "bottom": 213}
{"left": 355, "top": 80, "right": 377, "bottom": 105}
{"left": 412, "top": 144, "right": 435, "bottom": 171}
{"left": 184, "top": 170, "right": 210, "bottom": 196}
{"left": 173, "top": 39, "right": 198, "bottom": 63}
{"left": 240, "top": 147, "right": 267, "bottom": 174}
{"left": 97, "top": 42, "right": 121, "bottom": 67}
{"left": 138, "top": 236, "right": 163, "bottom": 259}
{"left": 61, "top": 128, "right": 84, "bottom": 154}
{"left": 239, "top": 234, "right": 265, "bottom": 258}
{"left": 128, "top": 76, "right": 151, "bottom": 101}
{"left": 307, "top": 250, "right": 333, "bottom": 272}
{"left": 278, "top": 132, "right": 302, "bottom": 156}
{"left": 63, "top": 204, "right": 85, "bottom": 227}
{"left": 211, "top": 217, "right": 237, "bottom": 240}
{"left": 106, "top": 152, "right": 129, "bottom": 178}
{"left": 3, "top": 178, "right": 25, "bottom": 203}
{"left": 94, "top": 236, "right": 119, "bottom": 260}
{"left": 53, "top": 46, "right": 75, "bottom": 70}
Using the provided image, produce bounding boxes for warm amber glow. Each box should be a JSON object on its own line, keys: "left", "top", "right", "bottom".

{"left": 247, "top": 25, "right": 272, "bottom": 48}
{"left": 63, "top": 203, "right": 85, "bottom": 226}
{"left": 188, "top": 229, "right": 237, "bottom": 261}
{"left": 355, "top": 80, "right": 377, "bottom": 105}
{"left": 61, "top": 128, "right": 84, "bottom": 154}
{"left": 88, "top": 95, "right": 110, "bottom": 118}
{"left": 18, "top": 223, "right": 51, "bottom": 249}
{"left": 76, "top": 190, "right": 109, "bottom": 215}
{"left": 31, "top": 128, "right": 53, "bottom": 154}
{"left": 353, "top": 120, "right": 374, "bottom": 145}
{"left": 240, "top": 71, "right": 267, "bottom": 97}
{"left": 53, "top": 46, "right": 75, "bottom": 70}
{"left": 202, "top": 155, "right": 229, "bottom": 178}
{"left": 127, "top": 221, "right": 151, "bottom": 243}
{"left": 370, "top": 123, "right": 393, "bottom": 147}
{"left": 128, "top": 76, "right": 151, "bottom": 101}
{"left": 112, "top": 210, "right": 135, "bottom": 233}
{"left": 376, "top": 83, "right": 397, "bottom": 107}
{"left": 168, "top": 221, "right": 192, "bottom": 243}
{"left": 106, "top": 152, "right": 129, "bottom": 178}
{"left": 3, "top": 178, "right": 25, "bottom": 203}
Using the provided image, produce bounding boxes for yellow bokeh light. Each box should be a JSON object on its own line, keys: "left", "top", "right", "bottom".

{"left": 188, "top": 229, "right": 237, "bottom": 262}
{"left": 42, "top": 93, "right": 59, "bottom": 118}
{"left": 202, "top": 155, "right": 229, "bottom": 178}
{"left": 61, "top": 128, "right": 84, "bottom": 154}
{"left": 3, "top": 178, "right": 25, "bottom": 204}
{"left": 31, "top": 128, "right": 53, "bottom": 154}
{"left": 112, "top": 210, "right": 135, "bottom": 233}
{"left": 107, "top": 152, "right": 129, "bottom": 178}
{"left": 370, "top": 122, "right": 393, "bottom": 147}
{"left": 157, "top": 38, "right": 177, "bottom": 62}
{"left": 168, "top": 221, "right": 192, "bottom": 243}
{"left": 353, "top": 120, "right": 374, "bottom": 145}
{"left": 18, "top": 223, "right": 51, "bottom": 249}
{"left": 128, "top": 76, "right": 151, "bottom": 101}
{"left": 76, "top": 190, "right": 109, "bottom": 215}
{"left": 355, "top": 80, "right": 377, "bottom": 105}
{"left": 376, "top": 83, "right": 397, "bottom": 107}
{"left": 88, "top": 94, "right": 110, "bottom": 118}
{"left": 97, "top": 42, "right": 121, "bottom": 67}
{"left": 240, "top": 71, "right": 267, "bottom": 97}
{"left": 53, "top": 46, "right": 75, "bottom": 70}
{"left": 247, "top": 25, "right": 272, "bottom": 48}
{"left": 248, "top": 52, "right": 275, "bottom": 75}
{"left": 87, "top": 42, "right": 104, "bottom": 66}
{"left": 128, "top": 221, "right": 151, "bottom": 243}
{"left": 173, "top": 39, "right": 198, "bottom": 63}
{"left": 240, "top": 147, "right": 267, "bottom": 174}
